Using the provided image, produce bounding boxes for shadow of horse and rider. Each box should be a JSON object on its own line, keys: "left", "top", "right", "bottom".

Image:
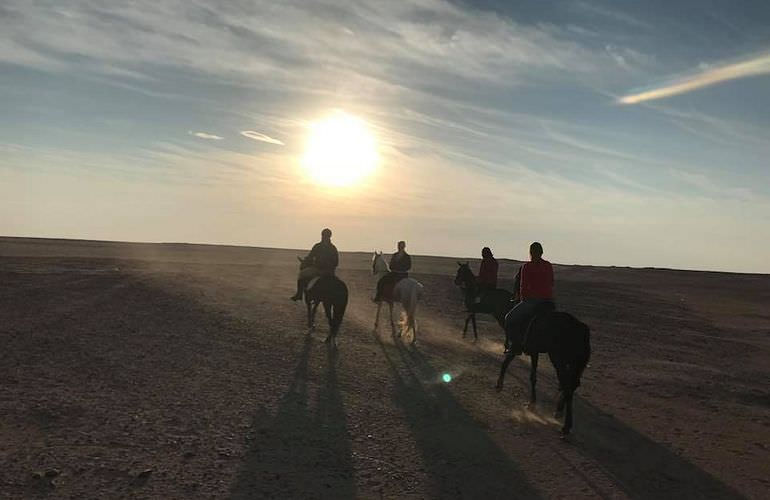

{"left": 280, "top": 233, "right": 745, "bottom": 495}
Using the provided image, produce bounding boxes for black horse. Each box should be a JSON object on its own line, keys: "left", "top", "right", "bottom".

{"left": 497, "top": 311, "right": 591, "bottom": 435}
{"left": 296, "top": 257, "right": 348, "bottom": 347}
{"left": 453, "top": 262, "right": 513, "bottom": 340}
{"left": 454, "top": 262, "right": 591, "bottom": 435}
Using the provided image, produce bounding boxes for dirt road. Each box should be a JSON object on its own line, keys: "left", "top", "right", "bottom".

{"left": 1, "top": 237, "right": 768, "bottom": 498}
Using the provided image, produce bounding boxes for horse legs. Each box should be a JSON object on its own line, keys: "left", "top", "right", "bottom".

{"left": 374, "top": 301, "right": 382, "bottom": 331}
{"left": 496, "top": 352, "right": 516, "bottom": 391}
{"left": 529, "top": 353, "right": 539, "bottom": 405}
{"left": 389, "top": 303, "right": 397, "bottom": 337}
{"left": 408, "top": 311, "right": 417, "bottom": 345}
{"left": 555, "top": 391, "right": 566, "bottom": 419}
{"left": 322, "top": 302, "right": 335, "bottom": 346}
{"left": 306, "top": 299, "right": 314, "bottom": 330}
{"left": 551, "top": 358, "right": 575, "bottom": 435}
{"left": 561, "top": 388, "right": 575, "bottom": 436}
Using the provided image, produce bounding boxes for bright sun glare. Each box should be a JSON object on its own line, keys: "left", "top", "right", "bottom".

{"left": 302, "top": 112, "right": 379, "bottom": 187}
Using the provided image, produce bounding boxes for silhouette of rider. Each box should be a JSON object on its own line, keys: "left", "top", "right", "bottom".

{"left": 291, "top": 228, "right": 339, "bottom": 301}
{"left": 373, "top": 240, "right": 411, "bottom": 302}
{"left": 504, "top": 242, "right": 555, "bottom": 353}
{"left": 476, "top": 246, "right": 498, "bottom": 302}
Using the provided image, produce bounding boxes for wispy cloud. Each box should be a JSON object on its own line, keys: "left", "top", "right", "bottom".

{"left": 240, "top": 130, "right": 284, "bottom": 146}
{"left": 619, "top": 52, "right": 770, "bottom": 104}
{"left": 188, "top": 131, "right": 223, "bottom": 140}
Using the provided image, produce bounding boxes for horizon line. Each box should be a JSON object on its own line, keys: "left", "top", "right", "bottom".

{"left": 1, "top": 234, "right": 766, "bottom": 277}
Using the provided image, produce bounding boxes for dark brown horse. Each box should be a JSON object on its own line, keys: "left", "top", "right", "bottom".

{"left": 497, "top": 311, "right": 591, "bottom": 435}
{"left": 454, "top": 262, "right": 591, "bottom": 435}
{"left": 297, "top": 257, "right": 348, "bottom": 348}
{"left": 453, "top": 261, "right": 513, "bottom": 340}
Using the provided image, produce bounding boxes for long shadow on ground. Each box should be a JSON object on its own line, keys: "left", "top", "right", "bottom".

{"left": 375, "top": 335, "right": 542, "bottom": 499}
{"left": 569, "top": 399, "right": 746, "bottom": 499}
{"left": 430, "top": 337, "right": 746, "bottom": 499}
{"left": 230, "top": 336, "right": 354, "bottom": 499}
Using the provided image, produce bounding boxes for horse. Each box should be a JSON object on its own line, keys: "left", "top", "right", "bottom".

{"left": 454, "top": 262, "right": 591, "bottom": 435}
{"left": 296, "top": 256, "right": 348, "bottom": 347}
{"left": 372, "top": 251, "right": 424, "bottom": 344}
{"left": 453, "top": 261, "right": 513, "bottom": 340}
{"left": 497, "top": 311, "right": 591, "bottom": 435}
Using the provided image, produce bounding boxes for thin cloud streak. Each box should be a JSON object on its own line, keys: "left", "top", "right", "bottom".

{"left": 619, "top": 52, "right": 770, "bottom": 104}
{"left": 189, "top": 131, "right": 223, "bottom": 140}
{"left": 240, "top": 130, "right": 284, "bottom": 146}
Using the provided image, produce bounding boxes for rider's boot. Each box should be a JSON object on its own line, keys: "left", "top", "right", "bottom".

{"left": 290, "top": 279, "right": 304, "bottom": 301}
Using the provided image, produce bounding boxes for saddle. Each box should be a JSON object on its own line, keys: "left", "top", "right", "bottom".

{"left": 305, "top": 274, "right": 336, "bottom": 298}
{"left": 379, "top": 273, "right": 406, "bottom": 300}
{"left": 522, "top": 302, "right": 557, "bottom": 354}
{"left": 506, "top": 301, "right": 556, "bottom": 355}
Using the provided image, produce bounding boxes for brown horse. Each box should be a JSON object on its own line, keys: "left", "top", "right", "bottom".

{"left": 296, "top": 257, "right": 348, "bottom": 348}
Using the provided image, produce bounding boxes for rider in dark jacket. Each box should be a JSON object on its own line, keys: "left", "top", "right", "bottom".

{"left": 373, "top": 240, "right": 411, "bottom": 302}
{"left": 291, "top": 228, "right": 339, "bottom": 301}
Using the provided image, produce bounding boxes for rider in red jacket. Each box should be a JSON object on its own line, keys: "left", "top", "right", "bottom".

{"left": 504, "top": 242, "right": 555, "bottom": 353}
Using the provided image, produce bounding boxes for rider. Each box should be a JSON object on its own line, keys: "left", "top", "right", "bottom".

{"left": 504, "top": 242, "right": 554, "bottom": 353}
{"left": 477, "top": 246, "right": 498, "bottom": 302}
{"left": 291, "top": 228, "right": 339, "bottom": 301}
{"left": 373, "top": 240, "right": 411, "bottom": 302}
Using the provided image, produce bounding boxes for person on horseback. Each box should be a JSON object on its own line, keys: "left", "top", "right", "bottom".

{"left": 504, "top": 242, "right": 554, "bottom": 353}
{"left": 373, "top": 240, "right": 411, "bottom": 302}
{"left": 476, "top": 246, "right": 498, "bottom": 303}
{"left": 291, "top": 228, "right": 339, "bottom": 301}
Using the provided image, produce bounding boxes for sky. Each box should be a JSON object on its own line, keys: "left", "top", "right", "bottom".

{"left": 1, "top": 0, "right": 769, "bottom": 273}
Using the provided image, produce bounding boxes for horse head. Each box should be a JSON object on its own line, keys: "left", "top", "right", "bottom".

{"left": 372, "top": 251, "right": 389, "bottom": 275}
{"left": 454, "top": 261, "right": 474, "bottom": 287}
{"left": 297, "top": 255, "right": 311, "bottom": 270}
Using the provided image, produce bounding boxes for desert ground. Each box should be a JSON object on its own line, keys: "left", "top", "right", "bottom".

{"left": 1, "top": 236, "right": 768, "bottom": 499}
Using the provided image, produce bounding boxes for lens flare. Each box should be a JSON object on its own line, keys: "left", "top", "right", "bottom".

{"left": 442, "top": 373, "right": 452, "bottom": 383}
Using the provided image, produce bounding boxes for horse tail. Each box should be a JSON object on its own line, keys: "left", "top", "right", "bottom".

{"left": 406, "top": 281, "right": 423, "bottom": 324}
{"left": 574, "top": 321, "right": 591, "bottom": 388}
{"left": 332, "top": 279, "right": 348, "bottom": 333}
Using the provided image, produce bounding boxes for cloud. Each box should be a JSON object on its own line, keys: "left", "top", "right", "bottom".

{"left": 240, "top": 130, "right": 284, "bottom": 146}
{"left": 188, "top": 131, "right": 223, "bottom": 140}
{"left": 619, "top": 52, "right": 770, "bottom": 104}
{"left": 0, "top": 0, "right": 638, "bottom": 100}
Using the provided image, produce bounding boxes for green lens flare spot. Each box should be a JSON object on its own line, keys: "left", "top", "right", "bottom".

{"left": 442, "top": 373, "right": 452, "bottom": 383}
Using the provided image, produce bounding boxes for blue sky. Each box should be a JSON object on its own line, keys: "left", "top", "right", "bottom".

{"left": 1, "top": 0, "right": 769, "bottom": 272}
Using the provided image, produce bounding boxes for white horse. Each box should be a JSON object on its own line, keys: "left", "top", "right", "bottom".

{"left": 372, "top": 251, "right": 424, "bottom": 343}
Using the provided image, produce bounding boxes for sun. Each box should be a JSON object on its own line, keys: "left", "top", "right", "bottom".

{"left": 302, "top": 112, "right": 379, "bottom": 187}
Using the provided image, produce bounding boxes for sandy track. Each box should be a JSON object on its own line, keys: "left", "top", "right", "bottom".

{"left": 1, "top": 238, "right": 768, "bottom": 499}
